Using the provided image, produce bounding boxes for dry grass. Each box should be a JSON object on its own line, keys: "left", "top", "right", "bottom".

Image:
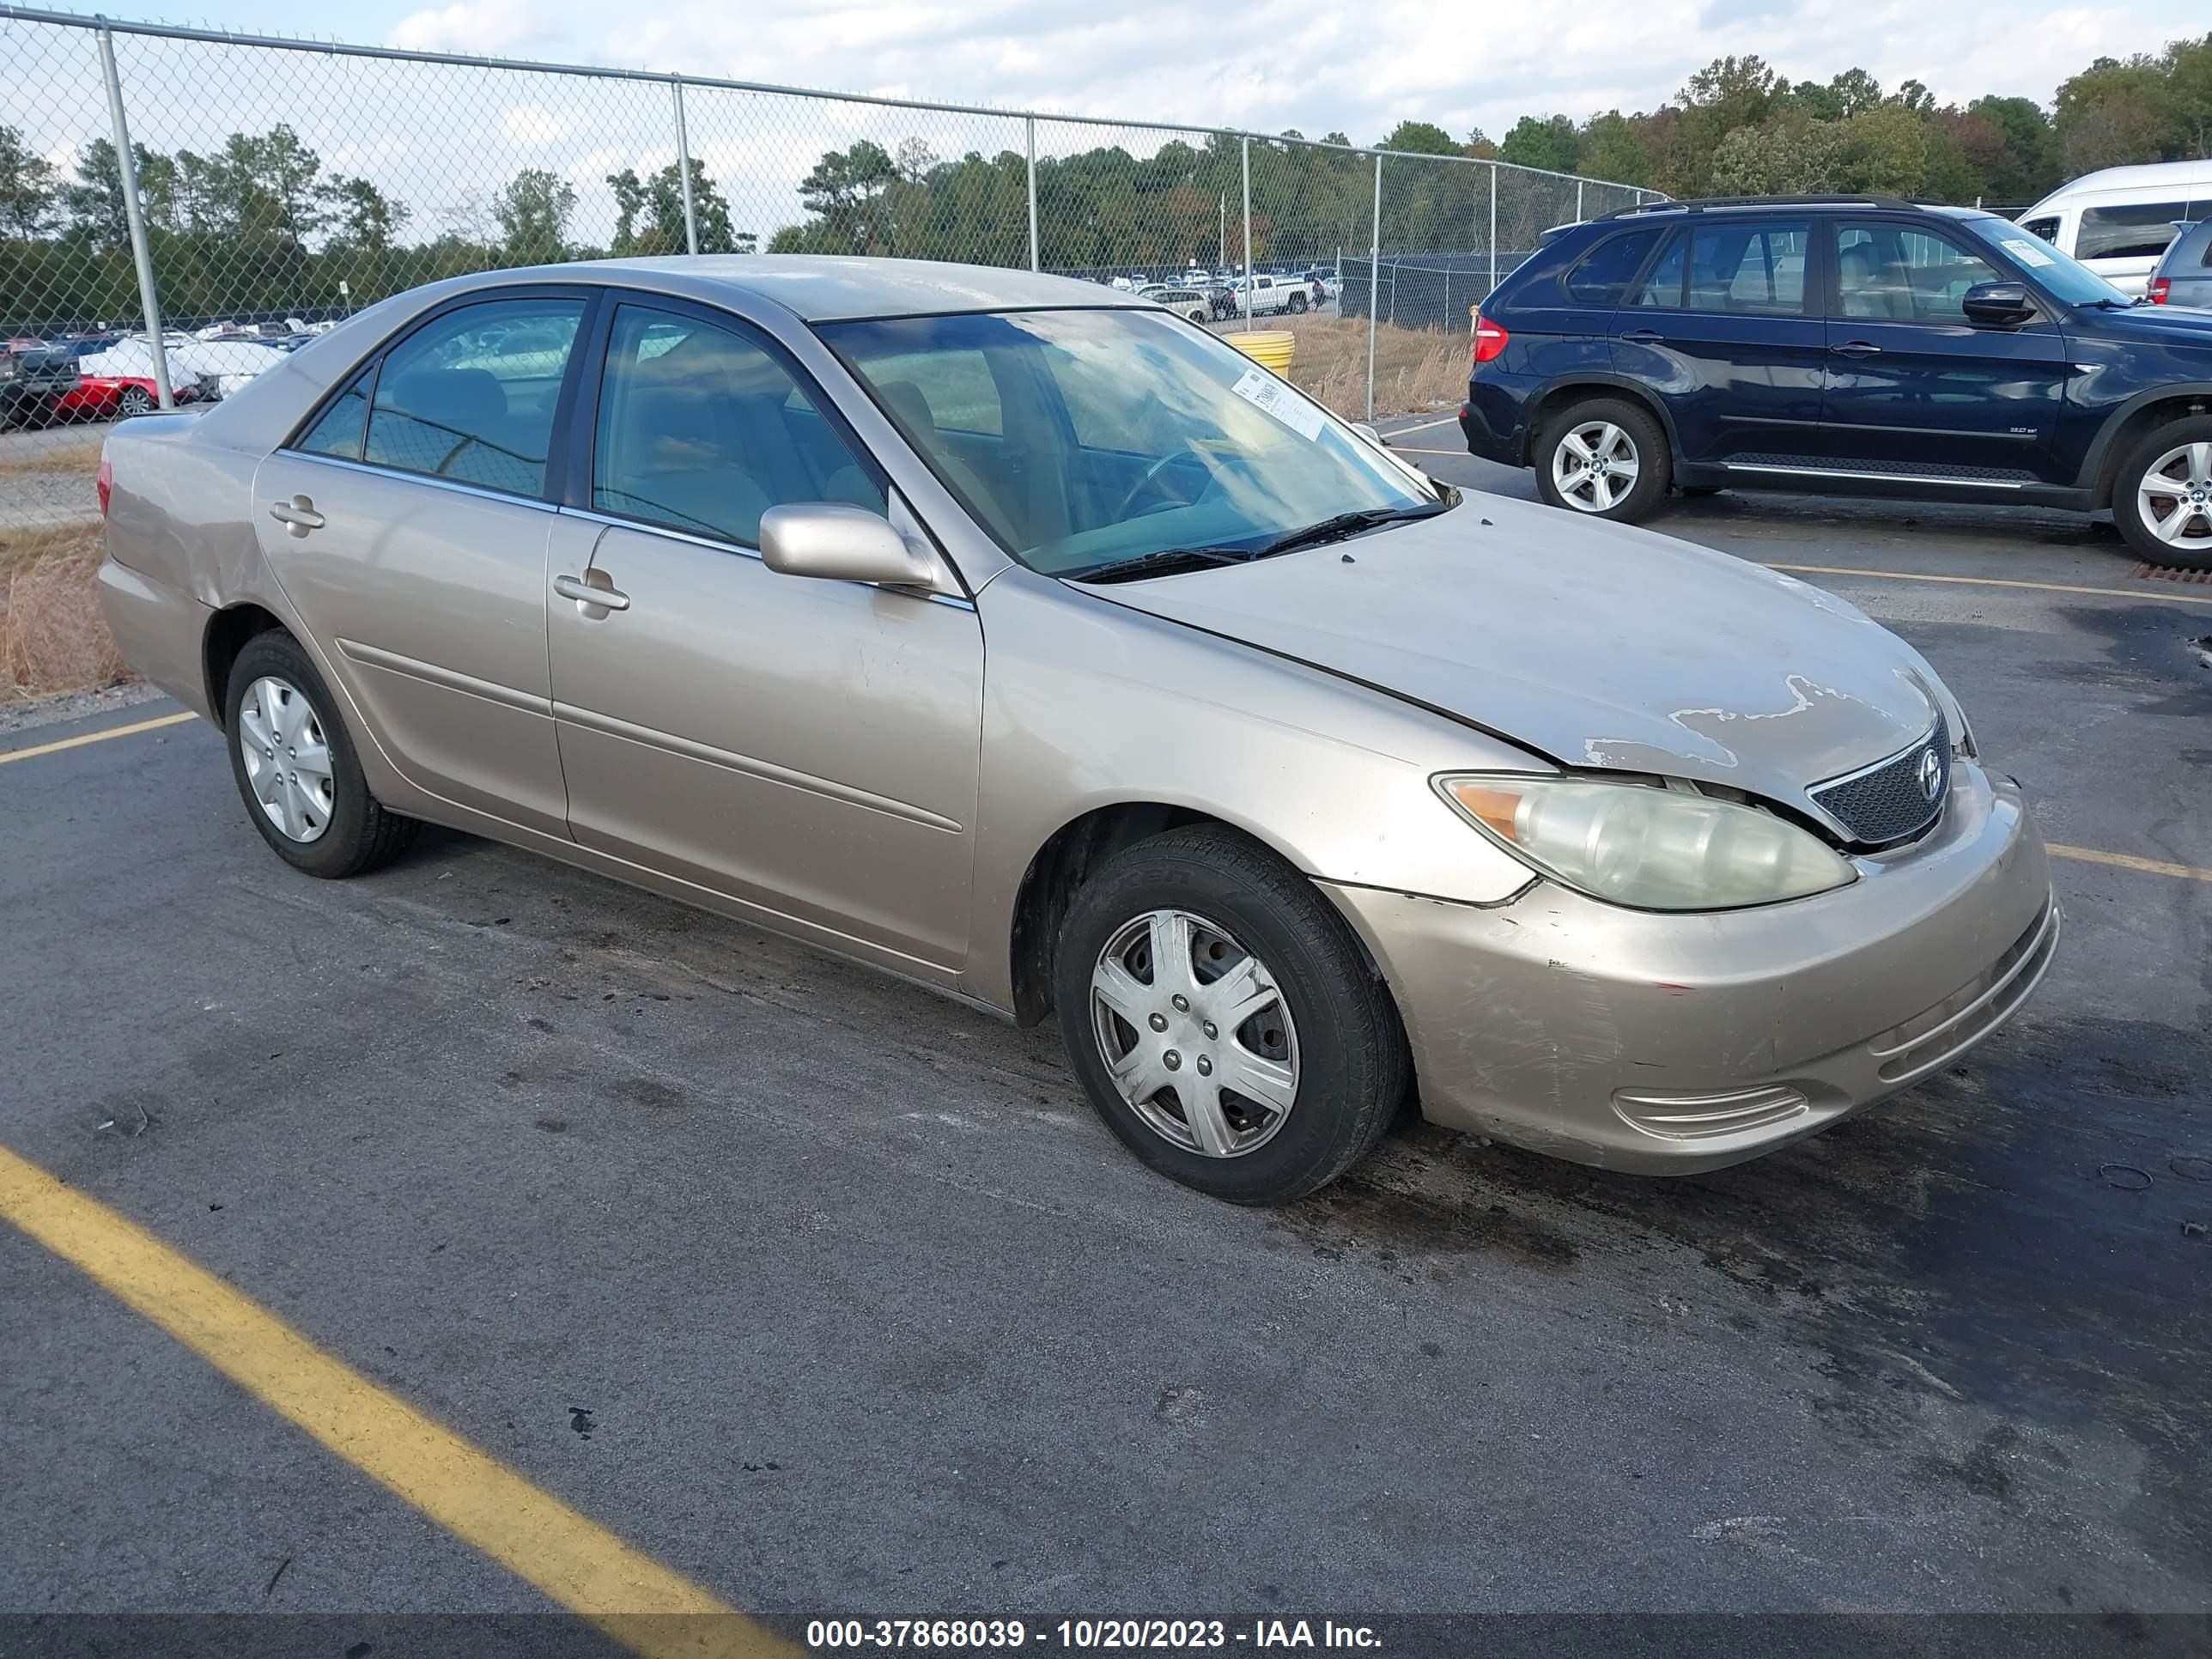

{"left": 1, "top": 523, "right": 126, "bottom": 702}
{"left": 0, "top": 436, "right": 103, "bottom": 477}
{"left": 1267, "top": 314, "right": 1467, "bottom": 420}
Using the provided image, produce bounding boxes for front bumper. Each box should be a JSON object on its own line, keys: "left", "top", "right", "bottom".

{"left": 1321, "top": 763, "right": 2056, "bottom": 1174}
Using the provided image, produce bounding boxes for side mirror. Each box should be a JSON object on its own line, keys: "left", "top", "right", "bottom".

{"left": 1350, "top": 422, "right": 1386, "bottom": 448}
{"left": 759, "top": 503, "right": 945, "bottom": 590}
{"left": 1962, "top": 282, "right": 2035, "bottom": 329}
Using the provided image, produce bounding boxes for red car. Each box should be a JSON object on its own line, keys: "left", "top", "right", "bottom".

{"left": 53, "top": 373, "right": 202, "bottom": 422}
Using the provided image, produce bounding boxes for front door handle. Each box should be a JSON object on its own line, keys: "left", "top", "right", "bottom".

{"left": 267, "top": 495, "right": 325, "bottom": 536}
{"left": 553, "top": 572, "right": 629, "bottom": 612}
{"left": 1618, "top": 329, "right": 1664, "bottom": 345}
{"left": 1831, "top": 341, "right": 1882, "bottom": 358}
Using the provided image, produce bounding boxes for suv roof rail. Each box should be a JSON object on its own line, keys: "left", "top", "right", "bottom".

{"left": 1595, "top": 193, "right": 1918, "bottom": 221}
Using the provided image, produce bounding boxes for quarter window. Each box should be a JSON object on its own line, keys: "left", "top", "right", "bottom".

{"left": 361, "top": 297, "right": 583, "bottom": 495}
{"left": 2077, "top": 203, "right": 2189, "bottom": 261}
{"left": 1686, "top": 222, "right": 1809, "bottom": 314}
{"left": 592, "top": 304, "right": 884, "bottom": 548}
{"left": 1835, "top": 222, "right": 2005, "bottom": 325}
{"left": 1565, "top": 228, "right": 1662, "bottom": 307}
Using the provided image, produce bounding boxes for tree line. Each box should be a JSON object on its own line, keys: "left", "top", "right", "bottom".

{"left": 2, "top": 33, "right": 2208, "bottom": 331}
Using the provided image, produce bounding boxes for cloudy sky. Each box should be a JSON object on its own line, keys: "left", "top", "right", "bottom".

{"left": 40, "top": 0, "right": 2185, "bottom": 142}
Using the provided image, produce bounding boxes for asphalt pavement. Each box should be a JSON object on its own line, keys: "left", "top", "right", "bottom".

{"left": 3, "top": 438, "right": 2208, "bottom": 1655}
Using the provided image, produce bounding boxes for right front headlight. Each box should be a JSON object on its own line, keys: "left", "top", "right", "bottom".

{"left": 1436, "top": 774, "right": 1856, "bottom": 912}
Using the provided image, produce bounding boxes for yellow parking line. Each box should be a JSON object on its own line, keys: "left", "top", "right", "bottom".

{"left": 0, "top": 709, "right": 197, "bottom": 764}
{"left": 2049, "top": 844, "right": 2212, "bottom": 884}
{"left": 0, "top": 1141, "right": 793, "bottom": 1659}
{"left": 1762, "top": 562, "right": 2212, "bottom": 608}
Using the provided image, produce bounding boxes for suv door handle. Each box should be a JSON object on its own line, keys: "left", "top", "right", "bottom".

{"left": 553, "top": 572, "right": 629, "bottom": 611}
{"left": 1831, "top": 341, "right": 1882, "bottom": 358}
{"left": 1618, "top": 329, "right": 1664, "bottom": 344}
{"left": 267, "top": 495, "right": 324, "bottom": 536}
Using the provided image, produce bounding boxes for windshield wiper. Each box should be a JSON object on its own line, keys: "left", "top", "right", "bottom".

{"left": 1073, "top": 547, "right": 1253, "bottom": 584}
{"left": 1246, "top": 503, "right": 1450, "bottom": 557}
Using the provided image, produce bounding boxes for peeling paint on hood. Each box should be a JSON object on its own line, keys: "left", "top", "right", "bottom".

{"left": 1082, "top": 494, "right": 1945, "bottom": 811}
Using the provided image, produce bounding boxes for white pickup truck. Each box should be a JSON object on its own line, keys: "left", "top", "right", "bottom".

{"left": 1230, "top": 273, "right": 1314, "bottom": 317}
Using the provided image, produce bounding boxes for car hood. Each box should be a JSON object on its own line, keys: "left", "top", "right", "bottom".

{"left": 1082, "top": 495, "right": 1946, "bottom": 807}
{"left": 2083, "top": 301, "right": 2212, "bottom": 343}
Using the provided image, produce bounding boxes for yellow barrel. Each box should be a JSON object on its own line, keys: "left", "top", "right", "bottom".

{"left": 1224, "top": 330, "right": 1296, "bottom": 375}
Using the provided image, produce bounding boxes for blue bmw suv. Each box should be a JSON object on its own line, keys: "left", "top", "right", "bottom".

{"left": 1460, "top": 193, "right": 2212, "bottom": 570}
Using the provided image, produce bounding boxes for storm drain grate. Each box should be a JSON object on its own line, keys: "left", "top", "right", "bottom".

{"left": 2132, "top": 562, "right": 2212, "bottom": 586}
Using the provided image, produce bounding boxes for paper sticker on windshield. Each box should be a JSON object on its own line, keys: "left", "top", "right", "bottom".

{"left": 1230, "top": 367, "right": 1328, "bottom": 441}
{"left": 2000, "top": 237, "right": 2056, "bottom": 268}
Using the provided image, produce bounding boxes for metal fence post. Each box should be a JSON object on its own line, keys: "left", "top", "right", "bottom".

{"left": 1576, "top": 179, "right": 1584, "bottom": 222}
{"left": 671, "top": 76, "right": 700, "bottom": 254}
{"left": 1239, "top": 134, "right": 1251, "bottom": 332}
{"left": 1366, "top": 152, "right": 1381, "bottom": 423}
{"left": 1025, "top": 117, "right": 1040, "bottom": 272}
{"left": 96, "top": 23, "right": 171, "bottom": 408}
{"left": 1487, "top": 162, "right": 1499, "bottom": 301}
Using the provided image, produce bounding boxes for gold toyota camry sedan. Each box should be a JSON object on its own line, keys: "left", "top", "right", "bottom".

{"left": 95, "top": 257, "right": 2057, "bottom": 1204}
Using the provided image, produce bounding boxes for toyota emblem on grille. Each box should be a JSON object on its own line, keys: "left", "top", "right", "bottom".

{"left": 1917, "top": 745, "right": 1943, "bottom": 802}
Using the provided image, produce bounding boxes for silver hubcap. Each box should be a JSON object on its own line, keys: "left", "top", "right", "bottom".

{"left": 1553, "top": 420, "right": 1640, "bottom": 513}
{"left": 237, "top": 675, "right": 334, "bottom": 844}
{"left": 1090, "top": 908, "right": 1298, "bottom": 1158}
{"left": 2138, "top": 441, "right": 2212, "bottom": 547}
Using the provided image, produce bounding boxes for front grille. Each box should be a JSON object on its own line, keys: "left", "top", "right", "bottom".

{"left": 1808, "top": 713, "right": 1948, "bottom": 846}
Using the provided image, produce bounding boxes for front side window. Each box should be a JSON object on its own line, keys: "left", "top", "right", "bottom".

{"left": 1565, "top": 228, "right": 1661, "bottom": 307}
{"left": 2077, "top": 202, "right": 2189, "bottom": 261}
{"left": 821, "top": 308, "right": 1440, "bottom": 577}
{"left": 592, "top": 304, "right": 884, "bottom": 547}
{"left": 2020, "top": 216, "right": 2060, "bottom": 245}
{"left": 362, "top": 297, "right": 583, "bottom": 495}
{"left": 1686, "top": 221, "right": 1809, "bottom": 314}
{"left": 1835, "top": 222, "right": 2004, "bottom": 325}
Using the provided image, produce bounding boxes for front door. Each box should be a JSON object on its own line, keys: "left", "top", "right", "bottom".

{"left": 251, "top": 292, "right": 588, "bottom": 835}
{"left": 546, "top": 299, "right": 983, "bottom": 975}
{"left": 1609, "top": 216, "right": 1826, "bottom": 464}
{"left": 1820, "top": 217, "right": 2072, "bottom": 480}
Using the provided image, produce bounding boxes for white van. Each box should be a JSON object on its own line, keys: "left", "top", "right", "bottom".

{"left": 2017, "top": 161, "right": 2212, "bottom": 296}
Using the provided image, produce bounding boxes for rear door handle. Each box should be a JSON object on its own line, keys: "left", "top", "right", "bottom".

{"left": 267, "top": 495, "right": 324, "bottom": 536}
{"left": 1618, "top": 329, "right": 1664, "bottom": 345}
{"left": 553, "top": 572, "right": 629, "bottom": 611}
{"left": 1831, "top": 341, "right": 1882, "bottom": 358}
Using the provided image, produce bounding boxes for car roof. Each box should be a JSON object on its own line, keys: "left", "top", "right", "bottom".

{"left": 525, "top": 254, "right": 1152, "bottom": 322}
{"left": 2027, "top": 161, "right": 2212, "bottom": 208}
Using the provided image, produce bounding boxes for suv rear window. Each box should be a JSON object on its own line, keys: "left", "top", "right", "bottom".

{"left": 2078, "top": 203, "right": 2188, "bottom": 261}
{"left": 1564, "top": 228, "right": 1661, "bottom": 307}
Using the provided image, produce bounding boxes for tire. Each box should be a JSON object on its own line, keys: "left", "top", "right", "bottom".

{"left": 117, "top": 386, "right": 154, "bottom": 417}
{"left": 2113, "top": 418, "right": 2212, "bottom": 572}
{"left": 1533, "top": 396, "right": 1670, "bottom": 524}
{"left": 1187, "top": 307, "right": 1208, "bottom": 325}
{"left": 223, "top": 629, "right": 418, "bottom": 878}
{"left": 1052, "top": 824, "right": 1409, "bottom": 1205}
{"left": 1288, "top": 291, "right": 1308, "bottom": 313}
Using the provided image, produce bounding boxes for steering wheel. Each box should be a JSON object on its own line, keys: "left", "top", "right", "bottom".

{"left": 1112, "top": 446, "right": 1209, "bottom": 521}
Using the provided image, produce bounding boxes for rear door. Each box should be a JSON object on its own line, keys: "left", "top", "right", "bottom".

{"left": 1820, "top": 217, "right": 2070, "bottom": 481}
{"left": 251, "top": 289, "right": 591, "bottom": 836}
{"left": 1608, "top": 216, "right": 1826, "bottom": 464}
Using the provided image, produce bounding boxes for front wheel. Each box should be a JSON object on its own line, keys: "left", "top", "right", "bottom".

{"left": 1534, "top": 397, "right": 1670, "bottom": 523}
{"left": 117, "top": 385, "right": 155, "bottom": 418}
{"left": 2114, "top": 420, "right": 2212, "bottom": 571}
{"left": 1288, "top": 291, "right": 1308, "bottom": 313}
{"left": 1053, "top": 825, "right": 1408, "bottom": 1205}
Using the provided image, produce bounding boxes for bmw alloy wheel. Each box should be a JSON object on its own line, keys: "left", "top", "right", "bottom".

{"left": 2136, "top": 441, "right": 2212, "bottom": 549}
{"left": 1552, "top": 419, "right": 1641, "bottom": 514}
{"left": 1090, "top": 908, "right": 1299, "bottom": 1158}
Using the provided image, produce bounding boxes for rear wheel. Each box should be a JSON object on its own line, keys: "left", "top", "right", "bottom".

{"left": 1053, "top": 825, "right": 1408, "bottom": 1205}
{"left": 2115, "top": 420, "right": 2212, "bottom": 571}
{"left": 1288, "top": 291, "right": 1308, "bottom": 313}
{"left": 117, "top": 385, "right": 154, "bottom": 417}
{"left": 1534, "top": 396, "right": 1670, "bottom": 524}
{"left": 224, "top": 630, "right": 418, "bottom": 878}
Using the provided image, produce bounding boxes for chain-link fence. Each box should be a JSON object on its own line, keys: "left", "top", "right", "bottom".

{"left": 0, "top": 3, "right": 1654, "bottom": 564}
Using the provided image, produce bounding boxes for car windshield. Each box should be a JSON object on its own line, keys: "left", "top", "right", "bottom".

{"left": 817, "top": 308, "right": 1443, "bottom": 577}
{"left": 1957, "top": 214, "right": 2135, "bottom": 307}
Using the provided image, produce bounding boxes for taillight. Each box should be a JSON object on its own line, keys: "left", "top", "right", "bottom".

{"left": 96, "top": 455, "right": 112, "bottom": 517}
{"left": 2148, "top": 276, "right": 2170, "bottom": 304}
{"left": 1471, "top": 313, "right": 1510, "bottom": 366}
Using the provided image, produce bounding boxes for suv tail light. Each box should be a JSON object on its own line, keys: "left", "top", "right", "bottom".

{"left": 96, "top": 454, "right": 112, "bottom": 518}
{"left": 2148, "top": 276, "right": 2170, "bottom": 305}
{"left": 1472, "top": 313, "right": 1510, "bottom": 366}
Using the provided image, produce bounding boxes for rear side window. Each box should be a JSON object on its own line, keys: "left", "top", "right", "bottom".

{"left": 1686, "top": 222, "right": 1809, "bottom": 314}
{"left": 1565, "top": 228, "right": 1661, "bottom": 307}
{"left": 362, "top": 297, "right": 584, "bottom": 496}
{"left": 1630, "top": 233, "right": 1686, "bottom": 307}
{"left": 2077, "top": 203, "right": 2188, "bottom": 261}
{"left": 295, "top": 367, "right": 372, "bottom": 460}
